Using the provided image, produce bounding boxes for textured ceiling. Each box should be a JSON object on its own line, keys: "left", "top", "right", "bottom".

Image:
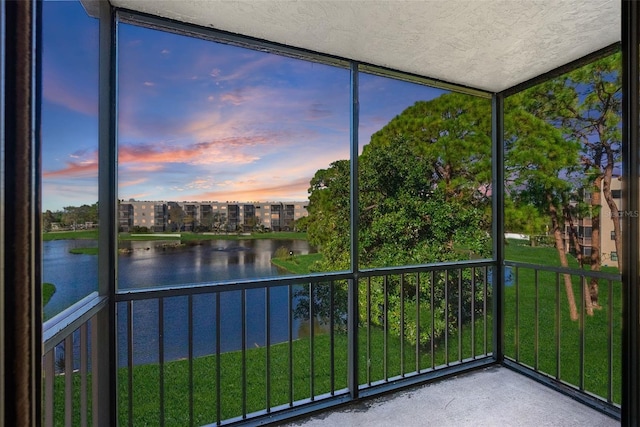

{"left": 108, "top": 0, "right": 620, "bottom": 93}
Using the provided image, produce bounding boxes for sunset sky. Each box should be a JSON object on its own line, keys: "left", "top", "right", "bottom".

{"left": 42, "top": 1, "right": 445, "bottom": 211}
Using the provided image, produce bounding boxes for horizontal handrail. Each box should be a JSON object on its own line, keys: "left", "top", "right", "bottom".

{"left": 115, "top": 259, "right": 496, "bottom": 302}
{"left": 505, "top": 260, "right": 621, "bottom": 281}
{"left": 43, "top": 292, "right": 107, "bottom": 353}
{"left": 115, "top": 270, "right": 354, "bottom": 300}
{"left": 359, "top": 259, "right": 495, "bottom": 277}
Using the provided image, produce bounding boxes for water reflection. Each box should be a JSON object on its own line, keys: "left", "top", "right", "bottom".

{"left": 44, "top": 238, "right": 315, "bottom": 366}
{"left": 44, "top": 238, "right": 314, "bottom": 318}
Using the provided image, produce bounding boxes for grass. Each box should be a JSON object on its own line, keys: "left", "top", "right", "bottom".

{"left": 46, "top": 230, "right": 307, "bottom": 242}
{"left": 122, "top": 231, "right": 308, "bottom": 241}
{"left": 53, "top": 317, "right": 489, "bottom": 426}
{"left": 69, "top": 247, "right": 99, "bottom": 255}
{"left": 43, "top": 282, "right": 55, "bottom": 306}
{"left": 271, "top": 253, "right": 324, "bottom": 274}
{"left": 43, "top": 229, "right": 98, "bottom": 241}
{"left": 504, "top": 238, "right": 622, "bottom": 404}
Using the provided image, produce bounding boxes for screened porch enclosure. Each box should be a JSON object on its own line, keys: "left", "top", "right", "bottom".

{"left": 3, "top": 1, "right": 640, "bottom": 426}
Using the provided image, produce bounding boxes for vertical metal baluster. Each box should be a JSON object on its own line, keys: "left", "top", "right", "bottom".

{"left": 416, "top": 272, "right": 420, "bottom": 373}
{"left": 445, "top": 270, "right": 449, "bottom": 365}
{"left": 288, "top": 285, "right": 293, "bottom": 406}
{"left": 44, "top": 349, "right": 54, "bottom": 427}
{"left": 384, "top": 275, "right": 388, "bottom": 380}
{"left": 483, "top": 266, "right": 488, "bottom": 355}
{"left": 330, "top": 281, "right": 335, "bottom": 395}
{"left": 216, "top": 293, "right": 221, "bottom": 425}
{"left": 80, "top": 323, "right": 88, "bottom": 427}
{"left": 65, "top": 336, "right": 73, "bottom": 427}
{"left": 458, "top": 269, "right": 462, "bottom": 363}
{"left": 555, "top": 272, "right": 561, "bottom": 380}
{"left": 430, "top": 270, "right": 435, "bottom": 369}
{"left": 309, "top": 282, "right": 315, "bottom": 400}
{"left": 242, "top": 290, "right": 247, "bottom": 418}
{"left": 534, "top": 269, "right": 539, "bottom": 371}
{"left": 400, "top": 273, "right": 405, "bottom": 377}
{"left": 515, "top": 266, "right": 520, "bottom": 361}
{"left": 266, "top": 287, "right": 272, "bottom": 411}
{"left": 159, "top": 298, "right": 165, "bottom": 427}
{"left": 367, "top": 277, "right": 371, "bottom": 386}
{"left": 579, "top": 274, "right": 585, "bottom": 391}
{"left": 471, "top": 267, "right": 476, "bottom": 359}
{"left": 608, "top": 279, "right": 614, "bottom": 403}
{"left": 188, "top": 295, "right": 194, "bottom": 426}
{"left": 128, "top": 302, "right": 134, "bottom": 427}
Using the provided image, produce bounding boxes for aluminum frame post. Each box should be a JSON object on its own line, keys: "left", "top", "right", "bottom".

{"left": 621, "top": 0, "right": 640, "bottom": 424}
{"left": 491, "top": 93, "right": 505, "bottom": 363}
{"left": 348, "top": 61, "right": 360, "bottom": 399}
{"left": 96, "top": 1, "right": 118, "bottom": 424}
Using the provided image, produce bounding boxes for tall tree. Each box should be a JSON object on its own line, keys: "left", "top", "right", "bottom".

{"left": 306, "top": 159, "right": 351, "bottom": 270}
{"left": 369, "top": 93, "right": 492, "bottom": 204}
{"left": 306, "top": 93, "right": 495, "bottom": 345}
{"left": 505, "top": 105, "right": 581, "bottom": 320}
{"left": 522, "top": 52, "right": 622, "bottom": 307}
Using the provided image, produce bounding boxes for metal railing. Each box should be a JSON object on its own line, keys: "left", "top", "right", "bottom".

{"left": 43, "top": 260, "right": 622, "bottom": 425}
{"left": 42, "top": 292, "right": 108, "bottom": 427}
{"left": 357, "top": 261, "right": 494, "bottom": 393}
{"left": 503, "top": 261, "right": 621, "bottom": 418}
{"left": 114, "top": 260, "right": 495, "bottom": 426}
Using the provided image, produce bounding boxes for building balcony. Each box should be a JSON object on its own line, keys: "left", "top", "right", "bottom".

{"left": 5, "top": 1, "right": 640, "bottom": 426}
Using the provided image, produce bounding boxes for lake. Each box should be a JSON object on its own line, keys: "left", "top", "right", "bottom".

{"left": 43, "top": 238, "right": 316, "bottom": 366}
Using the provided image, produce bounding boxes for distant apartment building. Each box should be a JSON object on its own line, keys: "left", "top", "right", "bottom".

{"left": 119, "top": 200, "right": 167, "bottom": 232}
{"left": 564, "top": 178, "right": 620, "bottom": 267}
{"left": 118, "top": 200, "right": 308, "bottom": 232}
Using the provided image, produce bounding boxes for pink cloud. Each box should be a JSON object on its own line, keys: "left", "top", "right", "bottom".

{"left": 119, "top": 178, "right": 148, "bottom": 188}
{"left": 43, "top": 160, "right": 97, "bottom": 178}
{"left": 117, "top": 136, "right": 267, "bottom": 166}
{"left": 186, "top": 177, "right": 311, "bottom": 202}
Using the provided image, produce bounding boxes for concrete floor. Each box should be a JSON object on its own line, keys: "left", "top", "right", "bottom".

{"left": 284, "top": 366, "right": 619, "bottom": 426}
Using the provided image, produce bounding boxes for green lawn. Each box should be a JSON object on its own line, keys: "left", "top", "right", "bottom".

{"left": 504, "top": 239, "right": 622, "bottom": 404}
{"left": 43, "top": 229, "right": 98, "bottom": 241}
{"left": 69, "top": 247, "right": 99, "bottom": 255}
{"left": 271, "top": 253, "right": 324, "bottom": 274}
{"left": 45, "top": 230, "right": 307, "bottom": 243}
{"left": 122, "top": 231, "right": 308, "bottom": 241}
{"left": 43, "top": 282, "right": 55, "bottom": 306}
{"left": 53, "top": 317, "right": 489, "bottom": 426}
{"left": 51, "top": 231, "right": 309, "bottom": 256}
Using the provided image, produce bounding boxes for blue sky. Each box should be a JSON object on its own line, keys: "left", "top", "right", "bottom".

{"left": 42, "top": 1, "right": 445, "bottom": 211}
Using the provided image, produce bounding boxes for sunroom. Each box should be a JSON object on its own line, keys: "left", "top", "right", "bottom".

{"left": 3, "top": 0, "right": 640, "bottom": 425}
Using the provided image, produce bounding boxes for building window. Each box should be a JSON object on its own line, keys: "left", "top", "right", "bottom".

{"left": 611, "top": 251, "right": 618, "bottom": 261}
{"left": 611, "top": 231, "right": 615, "bottom": 240}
